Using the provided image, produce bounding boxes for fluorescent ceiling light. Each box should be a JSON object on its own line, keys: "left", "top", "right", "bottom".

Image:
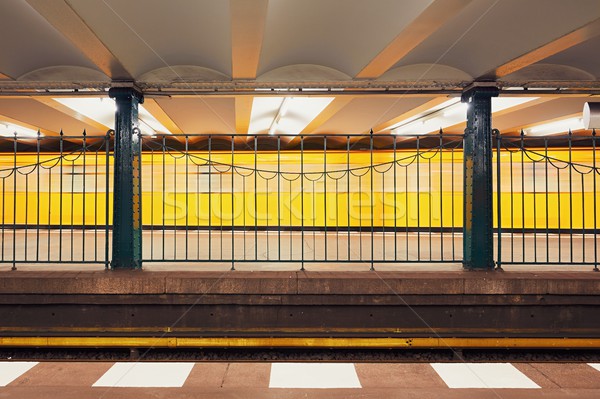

{"left": 526, "top": 117, "right": 585, "bottom": 136}
{"left": 54, "top": 98, "right": 171, "bottom": 135}
{"left": 0, "top": 123, "right": 39, "bottom": 138}
{"left": 391, "top": 97, "right": 538, "bottom": 136}
{"left": 388, "top": 98, "right": 458, "bottom": 132}
{"left": 249, "top": 97, "right": 334, "bottom": 135}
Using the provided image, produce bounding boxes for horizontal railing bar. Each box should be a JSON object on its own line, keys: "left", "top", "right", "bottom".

{"left": 141, "top": 260, "right": 461, "bottom": 263}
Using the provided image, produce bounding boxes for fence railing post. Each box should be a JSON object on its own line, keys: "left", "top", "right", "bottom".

{"left": 461, "top": 84, "right": 498, "bottom": 270}
{"left": 108, "top": 86, "right": 143, "bottom": 270}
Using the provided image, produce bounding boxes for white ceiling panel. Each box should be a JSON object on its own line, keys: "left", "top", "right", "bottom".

{"left": 258, "top": 0, "right": 434, "bottom": 77}
{"left": 393, "top": 0, "right": 600, "bottom": 78}
{"left": 0, "top": 0, "right": 99, "bottom": 79}
{"left": 66, "top": 0, "right": 232, "bottom": 78}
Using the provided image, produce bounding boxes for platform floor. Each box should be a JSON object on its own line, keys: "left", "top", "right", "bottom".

{"left": 1, "top": 361, "right": 600, "bottom": 398}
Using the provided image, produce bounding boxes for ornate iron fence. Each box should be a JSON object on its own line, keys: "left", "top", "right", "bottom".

{"left": 1, "top": 130, "right": 597, "bottom": 270}
{"left": 0, "top": 132, "right": 111, "bottom": 268}
{"left": 140, "top": 133, "right": 464, "bottom": 268}
{"left": 494, "top": 131, "right": 599, "bottom": 269}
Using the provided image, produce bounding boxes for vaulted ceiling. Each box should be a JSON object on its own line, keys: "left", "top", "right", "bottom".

{"left": 0, "top": 0, "right": 599, "bottom": 138}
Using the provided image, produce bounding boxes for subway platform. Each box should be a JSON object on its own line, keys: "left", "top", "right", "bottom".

{"left": 0, "top": 268, "right": 599, "bottom": 352}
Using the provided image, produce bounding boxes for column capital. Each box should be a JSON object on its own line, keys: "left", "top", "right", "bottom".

{"left": 108, "top": 86, "right": 144, "bottom": 104}
{"left": 461, "top": 82, "right": 499, "bottom": 102}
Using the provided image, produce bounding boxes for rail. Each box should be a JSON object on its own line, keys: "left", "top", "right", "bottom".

{"left": 0, "top": 132, "right": 111, "bottom": 268}
{"left": 0, "top": 130, "right": 597, "bottom": 269}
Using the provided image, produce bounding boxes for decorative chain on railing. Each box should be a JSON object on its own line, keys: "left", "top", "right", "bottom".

{"left": 0, "top": 131, "right": 111, "bottom": 266}
{"left": 140, "top": 134, "right": 465, "bottom": 266}
{"left": 495, "top": 130, "right": 599, "bottom": 268}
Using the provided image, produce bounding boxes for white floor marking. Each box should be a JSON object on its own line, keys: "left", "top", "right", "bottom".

{"left": 431, "top": 363, "right": 540, "bottom": 389}
{"left": 92, "top": 362, "right": 194, "bottom": 387}
{"left": 588, "top": 363, "right": 600, "bottom": 372}
{"left": 0, "top": 362, "right": 38, "bottom": 386}
{"left": 269, "top": 363, "right": 362, "bottom": 388}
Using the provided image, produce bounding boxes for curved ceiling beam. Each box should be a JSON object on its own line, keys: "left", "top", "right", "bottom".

{"left": 483, "top": 17, "right": 600, "bottom": 79}
{"left": 25, "top": 0, "right": 132, "bottom": 80}
{"left": 235, "top": 96, "right": 253, "bottom": 134}
{"left": 230, "top": 0, "right": 269, "bottom": 79}
{"left": 355, "top": 0, "right": 472, "bottom": 79}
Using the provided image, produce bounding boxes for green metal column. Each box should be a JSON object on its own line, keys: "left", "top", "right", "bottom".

{"left": 462, "top": 85, "right": 498, "bottom": 270}
{"left": 109, "top": 87, "right": 143, "bottom": 269}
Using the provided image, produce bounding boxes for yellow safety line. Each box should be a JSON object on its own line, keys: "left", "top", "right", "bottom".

{"left": 0, "top": 337, "right": 600, "bottom": 349}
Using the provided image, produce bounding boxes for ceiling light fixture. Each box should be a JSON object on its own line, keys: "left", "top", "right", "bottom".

{"left": 268, "top": 97, "right": 292, "bottom": 135}
{"left": 391, "top": 97, "right": 538, "bottom": 136}
{"left": 0, "top": 123, "right": 39, "bottom": 138}
{"left": 526, "top": 117, "right": 585, "bottom": 136}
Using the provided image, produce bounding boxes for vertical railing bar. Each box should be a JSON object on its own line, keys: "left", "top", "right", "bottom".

{"left": 533, "top": 143, "right": 537, "bottom": 262}
{"left": 70, "top": 155, "right": 74, "bottom": 261}
{"left": 173, "top": 141, "right": 178, "bottom": 260}
{"left": 209, "top": 135, "right": 212, "bottom": 261}
{"left": 521, "top": 132, "right": 525, "bottom": 262}
{"left": 347, "top": 136, "right": 351, "bottom": 261}
{"left": 592, "top": 130, "right": 598, "bottom": 271}
{"left": 82, "top": 132, "right": 87, "bottom": 262}
{"left": 336, "top": 177, "right": 340, "bottom": 261}
{"left": 393, "top": 137, "right": 397, "bottom": 261}
{"left": 510, "top": 150, "right": 514, "bottom": 263}
{"left": 359, "top": 174, "right": 362, "bottom": 261}
{"left": 1, "top": 178, "right": 4, "bottom": 262}
{"left": 557, "top": 164, "right": 562, "bottom": 262}
{"left": 451, "top": 147, "right": 455, "bottom": 261}
{"left": 277, "top": 135, "right": 281, "bottom": 263}
{"left": 439, "top": 132, "right": 444, "bottom": 262}
{"left": 405, "top": 161, "right": 409, "bottom": 261}
{"left": 150, "top": 147, "right": 154, "bottom": 260}
{"left": 382, "top": 143, "right": 386, "bottom": 261}
{"left": 545, "top": 139, "right": 549, "bottom": 263}
{"left": 94, "top": 137, "right": 99, "bottom": 262}
{"left": 582, "top": 172, "right": 586, "bottom": 263}
{"left": 569, "top": 131, "right": 573, "bottom": 263}
{"left": 231, "top": 135, "right": 235, "bottom": 269}
{"left": 254, "top": 136, "right": 258, "bottom": 262}
{"left": 36, "top": 131, "right": 41, "bottom": 262}
{"left": 289, "top": 178, "right": 292, "bottom": 261}
{"left": 185, "top": 135, "right": 189, "bottom": 261}
{"left": 197, "top": 162, "right": 200, "bottom": 260}
{"left": 416, "top": 137, "right": 421, "bottom": 262}
{"left": 495, "top": 130, "right": 502, "bottom": 269}
{"left": 24, "top": 151, "right": 29, "bottom": 262}
{"left": 312, "top": 180, "right": 316, "bottom": 261}
{"left": 428, "top": 157, "right": 432, "bottom": 261}
{"left": 59, "top": 132, "right": 63, "bottom": 263}
{"left": 266, "top": 170, "right": 270, "bottom": 260}
{"left": 162, "top": 135, "right": 166, "bottom": 261}
{"left": 324, "top": 136, "right": 327, "bottom": 262}
{"left": 220, "top": 170, "right": 224, "bottom": 261}
{"left": 12, "top": 133, "right": 17, "bottom": 269}
{"left": 243, "top": 174, "right": 246, "bottom": 261}
{"left": 301, "top": 136, "right": 305, "bottom": 270}
{"left": 370, "top": 133, "right": 374, "bottom": 270}
{"left": 105, "top": 131, "right": 110, "bottom": 269}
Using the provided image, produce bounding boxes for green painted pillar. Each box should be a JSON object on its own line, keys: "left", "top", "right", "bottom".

{"left": 462, "top": 85, "right": 498, "bottom": 270}
{"left": 109, "top": 87, "right": 143, "bottom": 269}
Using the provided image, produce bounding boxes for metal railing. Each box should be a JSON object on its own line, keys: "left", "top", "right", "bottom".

{"left": 0, "top": 132, "right": 112, "bottom": 268}
{"left": 1, "top": 130, "right": 597, "bottom": 269}
{"left": 495, "top": 130, "right": 599, "bottom": 268}
{"left": 140, "top": 133, "right": 464, "bottom": 267}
